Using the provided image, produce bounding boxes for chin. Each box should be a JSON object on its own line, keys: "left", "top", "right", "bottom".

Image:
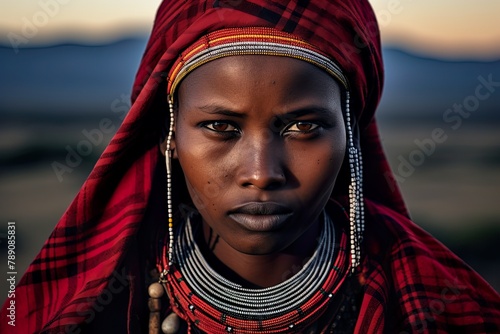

{"left": 229, "top": 235, "right": 291, "bottom": 256}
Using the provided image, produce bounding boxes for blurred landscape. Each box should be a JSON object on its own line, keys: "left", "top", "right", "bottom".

{"left": 0, "top": 38, "right": 499, "bottom": 300}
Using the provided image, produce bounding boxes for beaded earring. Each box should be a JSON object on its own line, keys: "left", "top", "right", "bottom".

{"left": 344, "top": 91, "right": 365, "bottom": 272}
{"left": 166, "top": 95, "right": 175, "bottom": 267}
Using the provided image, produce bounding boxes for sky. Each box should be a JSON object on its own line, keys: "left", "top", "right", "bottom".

{"left": 1, "top": 0, "right": 500, "bottom": 59}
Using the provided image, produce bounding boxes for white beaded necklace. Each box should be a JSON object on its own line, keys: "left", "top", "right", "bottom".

{"left": 174, "top": 212, "right": 336, "bottom": 320}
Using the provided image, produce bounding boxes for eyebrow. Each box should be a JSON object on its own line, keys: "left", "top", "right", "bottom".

{"left": 284, "top": 107, "right": 333, "bottom": 118}
{"left": 197, "top": 104, "right": 247, "bottom": 118}
{"left": 196, "top": 104, "right": 334, "bottom": 118}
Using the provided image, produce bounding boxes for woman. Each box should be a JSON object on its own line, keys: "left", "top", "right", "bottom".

{"left": 2, "top": 0, "right": 499, "bottom": 333}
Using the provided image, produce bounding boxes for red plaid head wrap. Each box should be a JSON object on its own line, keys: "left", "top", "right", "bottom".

{"left": 3, "top": 1, "right": 457, "bottom": 333}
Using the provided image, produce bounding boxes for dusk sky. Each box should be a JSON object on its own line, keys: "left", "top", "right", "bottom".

{"left": 1, "top": 0, "right": 500, "bottom": 58}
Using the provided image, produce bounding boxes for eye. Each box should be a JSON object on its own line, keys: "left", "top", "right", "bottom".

{"left": 203, "top": 121, "right": 239, "bottom": 133}
{"left": 284, "top": 121, "right": 320, "bottom": 133}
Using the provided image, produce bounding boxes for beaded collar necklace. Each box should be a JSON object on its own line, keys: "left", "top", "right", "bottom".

{"left": 158, "top": 211, "right": 351, "bottom": 333}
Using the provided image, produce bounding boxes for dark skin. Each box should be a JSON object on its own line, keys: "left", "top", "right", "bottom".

{"left": 161, "top": 55, "right": 345, "bottom": 287}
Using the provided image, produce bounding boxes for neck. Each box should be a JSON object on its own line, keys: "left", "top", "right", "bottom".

{"left": 200, "top": 218, "right": 322, "bottom": 288}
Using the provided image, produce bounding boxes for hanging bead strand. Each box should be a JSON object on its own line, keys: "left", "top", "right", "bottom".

{"left": 166, "top": 95, "right": 175, "bottom": 267}
{"left": 344, "top": 91, "right": 362, "bottom": 271}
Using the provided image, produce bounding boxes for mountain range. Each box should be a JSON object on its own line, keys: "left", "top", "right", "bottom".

{"left": 1, "top": 37, "right": 499, "bottom": 122}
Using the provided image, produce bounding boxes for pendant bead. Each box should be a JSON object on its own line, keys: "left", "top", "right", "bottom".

{"left": 161, "top": 312, "right": 181, "bottom": 334}
{"left": 148, "top": 282, "right": 165, "bottom": 299}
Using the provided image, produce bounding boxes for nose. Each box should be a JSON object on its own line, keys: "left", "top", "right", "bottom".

{"left": 236, "top": 133, "right": 286, "bottom": 190}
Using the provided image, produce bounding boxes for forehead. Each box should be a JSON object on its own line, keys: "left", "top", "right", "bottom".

{"left": 177, "top": 55, "right": 342, "bottom": 105}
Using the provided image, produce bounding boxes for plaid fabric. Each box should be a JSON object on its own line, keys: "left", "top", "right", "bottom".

{"left": 1, "top": 0, "right": 499, "bottom": 333}
{"left": 358, "top": 200, "right": 500, "bottom": 333}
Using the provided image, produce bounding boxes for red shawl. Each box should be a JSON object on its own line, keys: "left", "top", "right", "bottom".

{"left": 2, "top": 1, "right": 499, "bottom": 333}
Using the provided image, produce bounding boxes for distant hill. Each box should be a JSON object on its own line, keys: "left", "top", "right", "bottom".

{"left": 0, "top": 37, "right": 147, "bottom": 116}
{"left": 380, "top": 47, "right": 500, "bottom": 122}
{"left": 1, "top": 38, "right": 499, "bottom": 122}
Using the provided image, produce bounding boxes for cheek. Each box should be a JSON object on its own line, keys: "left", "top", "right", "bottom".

{"left": 289, "top": 136, "right": 346, "bottom": 200}
{"left": 174, "top": 126, "right": 230, "bottom": 214}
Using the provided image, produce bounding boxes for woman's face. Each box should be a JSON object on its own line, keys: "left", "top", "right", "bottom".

{"left": 169, "top": 55, "right": 345, "bottom": 256}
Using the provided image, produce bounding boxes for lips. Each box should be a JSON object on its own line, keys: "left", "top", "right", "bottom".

{"left": 228, "top": 202, "right": 293, "bottom": 232}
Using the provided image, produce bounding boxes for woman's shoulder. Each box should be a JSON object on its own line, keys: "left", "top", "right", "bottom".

{"left": 357, "top": 198, "right": 500, "bottom": 333}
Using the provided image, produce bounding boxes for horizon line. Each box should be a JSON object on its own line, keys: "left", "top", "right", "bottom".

{"left": 1, "top": 33, "right": 500, "bottom": 63}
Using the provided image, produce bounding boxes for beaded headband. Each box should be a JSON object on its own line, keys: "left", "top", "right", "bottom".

{"left": 164, "top": 27, "right": 364, "bottom": 272}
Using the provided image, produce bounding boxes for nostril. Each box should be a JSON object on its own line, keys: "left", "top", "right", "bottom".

{"left": 249, "top": 171, "right": 286, "bottom": 190}
{"left": 239, "top": 168, "right": 286, "bottom": 190}
{"left": 266, "top": 176, "right": 286, "bottom": 190}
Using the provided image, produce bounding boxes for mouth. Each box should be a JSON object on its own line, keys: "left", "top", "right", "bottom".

{"left": 228, "top": 202, "right": 294, "bottom": 232}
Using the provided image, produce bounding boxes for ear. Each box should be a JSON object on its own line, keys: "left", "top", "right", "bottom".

{"left": 159, "top": 132, "right": 178, "bottom": 159}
